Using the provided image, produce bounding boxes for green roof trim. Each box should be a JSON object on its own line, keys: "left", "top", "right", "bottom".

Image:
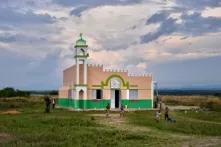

{"left": 75, "top": 33, "right": 88, "bottom": 48}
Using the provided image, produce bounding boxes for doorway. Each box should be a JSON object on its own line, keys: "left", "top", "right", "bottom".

{"left": 115, "top": 90, "right": 120, "bottom": 108}
{"left": 111, "top": 90, "right": 121, "bottom": 108}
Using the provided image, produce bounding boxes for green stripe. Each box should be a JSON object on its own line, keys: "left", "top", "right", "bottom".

{"left": 58, "top": 98, "right": 110, "bottom": 109}
{"left": 58, "top": 98, "right": 152, "bottom": 109}
{"left": 121, "top": 99, "right": 152, "bottom": 109}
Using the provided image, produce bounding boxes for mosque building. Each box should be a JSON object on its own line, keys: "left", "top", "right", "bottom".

{"left": 58, "top": 34, "right": 154, "bottom": 110}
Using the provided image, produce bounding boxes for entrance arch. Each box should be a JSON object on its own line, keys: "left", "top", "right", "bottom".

{"left": 110, "top": 78, "right": 121, "bottom": 109}
{"left": 79, "top": 90, "right": 84, "bottom": 99}
{"left": 101, "top": 74, "right": 129, "bottom": 89}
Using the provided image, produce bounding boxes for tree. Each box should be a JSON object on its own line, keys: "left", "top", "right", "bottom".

{"left": 0, "top": 87, "right": 30, "bottom": 98}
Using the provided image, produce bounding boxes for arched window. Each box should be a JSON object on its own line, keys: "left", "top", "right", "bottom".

{"left": 79, "top": 90, "right": 84, "bottom": 99}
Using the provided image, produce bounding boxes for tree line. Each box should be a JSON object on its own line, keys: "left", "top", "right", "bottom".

{"left": 0, "top": 87, "right": 58, "bottom": 98}
{"left": 0, "top": 87, "right": 30, "bottom": 98}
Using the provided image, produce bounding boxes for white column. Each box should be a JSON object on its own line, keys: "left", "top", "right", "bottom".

{"left": 76, "top": 59, "right": 79, "bottom": 85}
{"left": 151, "top": 81, "right": 154, "bottom": 108}
{"left": 84, "top": 89, "right": 87, "bottom": 99}
{"left": 75, "top": 89, "right": 79, "bottom": 99}
{"left": 126, "top": 89, "right": 129, "bottom": 100}
{"left": 72, "top": 90, "right": 75, "bottom": 99}
{"left": 83, "top": 59, "right": 87, "bottom": 84}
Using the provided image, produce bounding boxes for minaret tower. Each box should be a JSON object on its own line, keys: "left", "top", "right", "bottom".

{"left": 74, "top": 33, "right": 89, "bottom": 100}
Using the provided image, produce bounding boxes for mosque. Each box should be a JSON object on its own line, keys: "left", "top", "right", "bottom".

{"left": 58, "top": 34, "right": 154, "bottom": 110}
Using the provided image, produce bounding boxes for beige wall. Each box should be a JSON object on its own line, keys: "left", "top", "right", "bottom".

{"left": 63, "top": 65, "right": 76, "bottom": 87}
{"left": 59, "top": 87, "right": 71, "bottom": 98}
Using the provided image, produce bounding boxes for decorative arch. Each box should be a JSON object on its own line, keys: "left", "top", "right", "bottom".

{"left": 101, "top": 74, "right": 129, "bottom": 89}
{"left": 79, "top": 89, "right": 84, "bottom": 99}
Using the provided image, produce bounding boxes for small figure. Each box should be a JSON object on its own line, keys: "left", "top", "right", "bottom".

{"left": 168, "top": 117, "right": 176, "bottom": 123}
{"left": 164, "top": 106, "right": 169, "bottom": 121}
{"left": 44, "top": 95, "right": 51, "bottom": 113}
{"left": 155, "top": 110, "right": 161, "bottom": 122}
{"left": 120, "top": 104, "right": 124, "bottom": 117}
{"left": 106, "top": 103, "right": 110, "bottom": 118}
{"left": 159, "top": 101, "right": 162, "bottom": 111}
{"left": 52, "top": 98, "right": 56, "bottom": 109}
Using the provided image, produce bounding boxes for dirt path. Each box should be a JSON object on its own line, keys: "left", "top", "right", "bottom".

{"left": 0, "top": 109, "right": 21, "bottom": 115}
{"left": 182, "top": 137, "right": 221, "bottom": 147}
{"left": 89, "top": 113, "right": 221, "bottom": 147}
{"left": 177, "top": 115, "right": 221, "bottom": 125}
{"left": 0, "top": 133, "right": 14, "bottom": 143}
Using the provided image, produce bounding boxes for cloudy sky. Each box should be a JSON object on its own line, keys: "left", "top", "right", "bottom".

{"left": 0, "top": 0, "right": 221, "bottom": 90}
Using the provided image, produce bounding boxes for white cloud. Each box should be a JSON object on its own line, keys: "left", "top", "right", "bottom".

{"left": 202, "top": 7, "right": 221, "bottom": 18}
{"left": 1, "top": 0, "right": 221, "bottom": 85}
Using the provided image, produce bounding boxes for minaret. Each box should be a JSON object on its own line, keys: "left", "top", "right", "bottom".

{"left": 74, "top": 33, "right": 89, "bottom": 100}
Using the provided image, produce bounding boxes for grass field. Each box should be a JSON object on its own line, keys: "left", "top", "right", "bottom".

{"left": 161, "top": 95, "right": 221, "bottom": 111}
{"left": 0, "top": 97, "right": 221, "bottom": 147}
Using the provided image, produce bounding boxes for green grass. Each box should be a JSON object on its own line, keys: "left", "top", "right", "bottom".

{"left": 126, "top": 111, "right": 221, "bottom": 136}
{"left": 0, "top": 97, "right": 221, "bottom": 146}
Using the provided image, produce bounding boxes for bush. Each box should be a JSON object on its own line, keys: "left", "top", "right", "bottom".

{"left": 201, "top": 98, "right": 221, "bottom": 111}
{"left": 214, "top": 93, "right": 221, "bottom": 97}
{"left": 0, "top": 87, "right": 30, "bottom": 98}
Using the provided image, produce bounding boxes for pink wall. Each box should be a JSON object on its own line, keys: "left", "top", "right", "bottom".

{"left": 87, "top": 65, "right": 152, "bottom": 89}
{"left": 60, "top": 64, "right": 153, "bottom": 99}
{"left": 63, "top": 65, "right": 76, "bottom": 87}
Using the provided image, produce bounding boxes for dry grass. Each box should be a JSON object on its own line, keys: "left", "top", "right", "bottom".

{"left": 1, "top": 109, "right": 21, "bottom": 115}
{"left": 161, "top": 95, "right": 221, "bottom": 111}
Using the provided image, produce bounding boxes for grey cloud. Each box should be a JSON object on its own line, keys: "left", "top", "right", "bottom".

{"left": 141, "top": 17, "right": 177, "bottom": 43}
{"left": 180, "top": 12, "right": 221, "bottom": 35}
{"left": 141, "top": 11, "right": 221, "bottom": 43}
{"left": 55, "top": 0, "right": 142, "bottom": 16}
{"left": 0, "top": 33, "right": 16, "bottom": 43}
{"left": 54, "top": 0, "right": 141, "bottom": 7}
{"left": 180, "top": 36, "right": 188, "bottom": 40}
{"left": 0, "top": 8, "right": 56, "bottom": 26}
{"left": 146, "top": 12, "right": 169, "bottom": 24}
{"left": 175, "top": 0, "right": 221, "bottom": 10}
{"left": 0, "top": 33, "right": 50, "bottom": 44}
{"left": 70, "top": 5, "right": 89, "bottom": 17}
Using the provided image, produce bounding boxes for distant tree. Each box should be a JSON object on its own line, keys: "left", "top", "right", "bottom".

{"left": 0, "top": 87, "right": 16, "bottom": 97}
{"left": 49, "top": 90, "right": 58, "bottom": 95}
{"left": 0, "top": 87, "right": 30, "bottom": 98}
{"left": 214, "top": 93, "right": 221, "bottom": 97}
{"left": 16, "top": 90, "right": 30, "bottom": 97}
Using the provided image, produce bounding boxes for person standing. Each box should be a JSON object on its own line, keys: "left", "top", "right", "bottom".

{"left": 52, "top": 98, "right": 56, "bottom": 109}
{"left": 44, "top": 95, "right": 51, "bottom": 113}
{"left": 120, "top": 104, "right": 124, "bottom": 117}
{"left": 106, "top": 103, "right": 110, "bottom": 118}
{"left": 155, "top": 110, "right": 161, "bottom": 122}
{"left": 164, "top": 106, "right": 169, "bottom": 121}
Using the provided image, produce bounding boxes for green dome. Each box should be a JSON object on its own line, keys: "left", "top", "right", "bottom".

{"left": 75, "top": 33, "right": 88, "bottom": 48}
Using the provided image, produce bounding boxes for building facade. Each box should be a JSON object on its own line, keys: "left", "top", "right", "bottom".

{"left": 58, "top": 34, "right": 154, "bottom": 110}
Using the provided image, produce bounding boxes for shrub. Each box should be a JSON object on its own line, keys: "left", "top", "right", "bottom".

{"left": 0, "top": 87, "right": 30, "bottom": 98}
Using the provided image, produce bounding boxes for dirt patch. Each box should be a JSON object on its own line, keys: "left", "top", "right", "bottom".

{"left": 0, "top": 133, "right": 13, "bottom": 143}
{"left": 1, "top": 109, "right": 21, "bottom": 115}
{"left": 169, "top": 105, "right": 200, "bottom": 111}
{"left": 182, "top": 137, "right": 221, "bottom": 147}
{"left": 89, "top": 113, "right": 125, "bottom": 125}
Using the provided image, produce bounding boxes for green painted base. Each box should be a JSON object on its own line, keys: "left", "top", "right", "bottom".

{"left": 121, "top": 99, "right": 152, "bottom": 109}
{"left": 58, "top": 98, "right": 153, "bottom": 109}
